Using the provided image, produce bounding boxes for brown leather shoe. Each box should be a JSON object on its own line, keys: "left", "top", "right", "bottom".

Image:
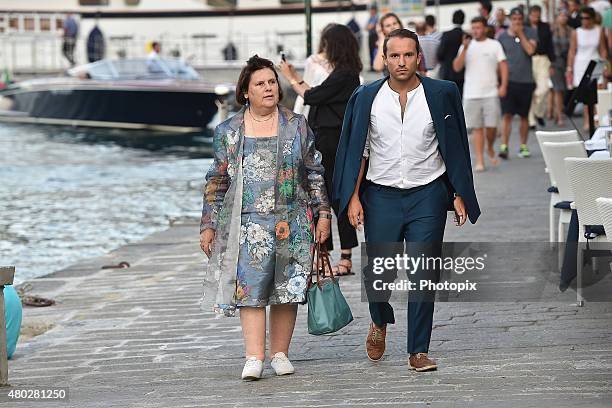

{"left": 365, "top": 323, "right": 386, "bottom": 361}
{"left": 409, "top": 353, "right": 438, "bottom": 372}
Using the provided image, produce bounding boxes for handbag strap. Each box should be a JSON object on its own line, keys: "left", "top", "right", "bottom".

{"left": 310, "top": 241, "right": 335, "bottom": 289}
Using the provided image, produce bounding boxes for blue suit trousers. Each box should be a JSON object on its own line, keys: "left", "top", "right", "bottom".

{"left": 362, "top": 176, "right": 449, "bottom": 353}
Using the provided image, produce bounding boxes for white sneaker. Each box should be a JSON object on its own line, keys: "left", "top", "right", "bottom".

{"left": 270, "top": 352, "right": 295, "bottom": 376}
{"left": 241, "top": 356, "right": 263, "bottom": 380}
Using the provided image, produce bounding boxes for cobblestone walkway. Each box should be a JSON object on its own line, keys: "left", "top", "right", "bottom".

{"left": 6, "top": 129, "right": 612, "bottom": 407}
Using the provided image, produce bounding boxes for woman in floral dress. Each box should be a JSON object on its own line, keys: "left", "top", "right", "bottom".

{"left": 199, "top": 55, "right": 331, "bottom": 380}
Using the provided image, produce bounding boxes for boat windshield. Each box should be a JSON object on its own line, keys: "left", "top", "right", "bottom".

{"left": 67, "top": 59, "right": 200, "bottom": 81}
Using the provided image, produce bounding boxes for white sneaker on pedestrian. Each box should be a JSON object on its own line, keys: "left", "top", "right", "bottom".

{"left": 241, "top": 356, "right": 263, "bottom": 380}
{"left": 270, "top": 352, "right": 295, "bottom": 376}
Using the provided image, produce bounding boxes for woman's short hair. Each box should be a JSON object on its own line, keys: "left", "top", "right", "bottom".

{"left": 319, "top": 24, "right": 363, "bottom": 74}
{"left": 379, "top": 12, "right": 404, "bottom": 31}
{"left": 235, "top": 55, "right": 283, "bottom": 106}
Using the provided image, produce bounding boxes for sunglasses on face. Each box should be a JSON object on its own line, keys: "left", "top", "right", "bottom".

{"left": 581, "top": 15, "right": 592, "bottom": 20}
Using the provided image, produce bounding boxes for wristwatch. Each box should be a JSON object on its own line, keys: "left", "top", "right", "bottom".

{"left": 290, "top": 79, "right": 298, "bottom": 86}
{"left": 319, "top": 212, "right": 333, "bottom": 219}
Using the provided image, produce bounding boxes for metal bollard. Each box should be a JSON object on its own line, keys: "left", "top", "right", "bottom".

{"left": 0, "top": 266, "right": 15, "bottom": 386}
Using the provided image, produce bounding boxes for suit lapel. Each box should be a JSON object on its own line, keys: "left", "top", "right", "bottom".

{"left": 356, "top": 77, "right": 387, "bottom": 136}
{"left": 363, "top": 77, "right": 388, "bottom": 105}
{"left": 421, "top": 76, "right": 447, "bottom": 153}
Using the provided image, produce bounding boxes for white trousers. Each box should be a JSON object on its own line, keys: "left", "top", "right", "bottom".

{"left": 529, "top": 55, "right": 552, "bottom": 126}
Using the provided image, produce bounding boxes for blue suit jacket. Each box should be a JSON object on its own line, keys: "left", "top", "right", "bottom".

{"left": 332, "top": 75, "right": 481, "bottom": 224}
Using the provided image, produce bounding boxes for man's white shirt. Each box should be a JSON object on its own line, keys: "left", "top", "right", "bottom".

{"left": 458, "top": 38, "right": 506, "bottom": 99}
{"left": 363, "top": 81, "right": 446, "bottom": 189}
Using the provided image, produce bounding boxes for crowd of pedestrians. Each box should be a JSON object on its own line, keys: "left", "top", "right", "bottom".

{"left": 279, "top": 0, "right": 611, "bottom": 268}
{"left": 366, "top": 0, "right": 610, "bottom": 166}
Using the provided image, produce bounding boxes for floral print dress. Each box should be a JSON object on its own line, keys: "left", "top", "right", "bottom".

{"left": 200, "top": 106, "right": 329, "bottom": 317}
{"left": 235, "top": 136, "right": 308, "bottom": 307}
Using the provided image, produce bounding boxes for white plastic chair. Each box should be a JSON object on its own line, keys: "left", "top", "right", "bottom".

{"left": 536, "top": 130, "right": 580, "bottom": 242}
{"left": 565, "top": 158, "right": 612, "bottom": 305}
{"left": 536, "top": 130, "right": 581, "bottom": 175}
{"left": 596, "top": 197, "right": 612, "bottom": 243}
{"left": 541, "top": 142, "right": 587, "bottom": 247}
{"left": 536, "top": 129, "right": 580, "bottom": 146}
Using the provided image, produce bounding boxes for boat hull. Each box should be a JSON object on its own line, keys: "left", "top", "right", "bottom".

{"left": 0, "top": 85, "right": 219, "bottom": 133}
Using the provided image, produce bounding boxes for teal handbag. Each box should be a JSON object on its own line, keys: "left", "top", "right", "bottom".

{"left": 307, "top": 242, "right": 354, "bottom": 335}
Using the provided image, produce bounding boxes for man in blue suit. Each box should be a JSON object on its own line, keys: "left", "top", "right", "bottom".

{"left": 333, "top": 29, "right": 480, "bottom": 371}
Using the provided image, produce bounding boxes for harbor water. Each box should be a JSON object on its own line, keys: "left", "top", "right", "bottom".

{"left": 0, "top": 123, "right": 213, "bottom": 283}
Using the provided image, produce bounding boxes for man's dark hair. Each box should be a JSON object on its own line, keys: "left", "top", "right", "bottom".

{"left": 510, "top": 7, "right": 524, "bottom": 17}
{"left": 383, "top": 28, "right": 420, "bottom": 57}
{"left": 235, "top": 55, "right": 283, "bottom": 106}
{"left": 151, "top": 41, "right": 160, "bottom": 49}
{"left": 379, "top": 12, "right": 403, "bottom": 31}
{"left": 480, "top": 1, "right": 493, "bottom": 13}
{"left": 471, "top": 16, "right": 488, "bottom": 26}
{"left": 452, "top": 10, "right": 465, "bottom": 25}
{"left": 320, "top": 23, "right": 363, "bottom": 74}
{"left": 529, "top": 4, "right": 542, "bottom": 13}
{"left": 425, "top": 14, "right": 436, "bottom": 28}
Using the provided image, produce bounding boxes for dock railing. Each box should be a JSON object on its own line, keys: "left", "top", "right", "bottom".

{"left": 0, "top": 31, "right": 312, "bottom": 75}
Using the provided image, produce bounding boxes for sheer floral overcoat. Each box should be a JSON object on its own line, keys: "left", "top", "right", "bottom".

{"left": 199, "top": 105, "right": 329, "bottom": 316}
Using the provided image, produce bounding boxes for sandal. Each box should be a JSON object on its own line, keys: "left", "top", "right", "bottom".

{"left": 332, "top": 253, "right": 355, "bottom": 276}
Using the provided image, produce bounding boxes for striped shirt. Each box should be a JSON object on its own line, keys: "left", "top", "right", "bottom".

{"left": 418, "top": 31, "right": 442, "bottom": 70}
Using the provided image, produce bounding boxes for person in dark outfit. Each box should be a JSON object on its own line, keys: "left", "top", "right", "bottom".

{"left": 62, "top": 14, "right": 78, "bottom": 66}
{"left": 366, "top": 4, "right": 379, "bottom": 70}
{"left": 567, "top": 0, "right": 583, "bottom": 28}
{"left": 437, "top": 9, "right": 466, "bottom": 96}
{"left": 87, "top": 25, "right": 105, "bottom": 63}
{"left": 528, "top": 5, "right": 556, "bottom": 128}
{"left": 333, "top": 28, "right": 480, "bottom": 371}
{"left": 279, "top": 24, "right": 362, "bottom": 275}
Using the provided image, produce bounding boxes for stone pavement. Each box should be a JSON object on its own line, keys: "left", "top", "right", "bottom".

{"left": 5, "top": 123, "right": 612, "bottom": 407}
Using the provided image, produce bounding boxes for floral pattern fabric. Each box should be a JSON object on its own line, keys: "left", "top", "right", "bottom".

{"left": 199, "top": 105, "right": 329, "bottom": 317}
{"left": 237, "top": 136, "right": 308, "bottom": 306}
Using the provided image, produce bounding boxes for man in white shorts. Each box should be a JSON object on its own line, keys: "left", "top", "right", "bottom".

{"left": 453, "top": 16, "right": 508, "bottom": 171}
